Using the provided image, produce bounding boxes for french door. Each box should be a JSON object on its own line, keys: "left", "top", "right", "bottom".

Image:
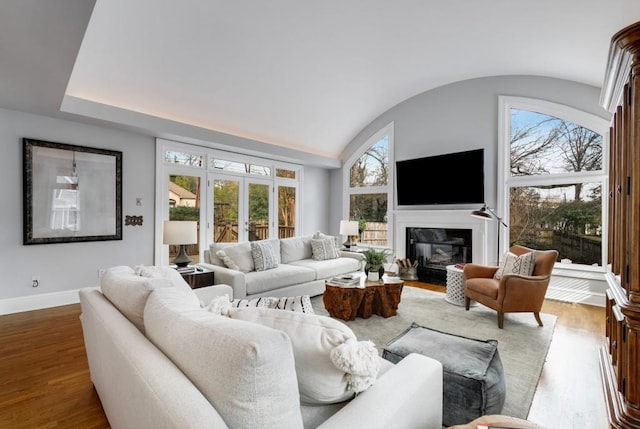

{"left": 209, "top": 173, "right": 273, "bottom": 243}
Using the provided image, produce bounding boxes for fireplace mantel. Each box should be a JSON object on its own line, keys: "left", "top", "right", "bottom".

{"left": 394, "top": 210, "right": 488, "bottom": 265}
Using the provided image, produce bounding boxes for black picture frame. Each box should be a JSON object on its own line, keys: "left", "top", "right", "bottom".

{"left": 23, "top": 138, "right": 123, "bottom": 245}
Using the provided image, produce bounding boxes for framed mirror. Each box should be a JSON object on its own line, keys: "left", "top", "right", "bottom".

{"left": 23, "top": 138, "right": 122, "bottom": 245}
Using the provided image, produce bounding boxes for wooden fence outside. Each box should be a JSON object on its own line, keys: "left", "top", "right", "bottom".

{"left": 360, "top": 222, "right": 388, "bottom": 246}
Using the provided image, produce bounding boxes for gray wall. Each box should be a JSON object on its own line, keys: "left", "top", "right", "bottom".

{"left": 0, "top": 108, "right": 332, "bottom": 307}
{"left": 0, "top": 108, "right": 156, "bottom": 301}
{"left": 331, "top": 75, "right": 612, "bottom": 256}
{"left": 300, "top": 166, "right": 331, "bottom": 235}
{"left": 0, "top": 74, "right": 612, "bottom": 306}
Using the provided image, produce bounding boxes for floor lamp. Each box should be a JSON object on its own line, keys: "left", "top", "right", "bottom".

{"left": 470, "top": 204, "right": 508, "bottom": 265}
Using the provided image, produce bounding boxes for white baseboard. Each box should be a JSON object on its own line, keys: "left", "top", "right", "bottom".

{"left": 0, "top": 289, "right": 81, "bottom": 315}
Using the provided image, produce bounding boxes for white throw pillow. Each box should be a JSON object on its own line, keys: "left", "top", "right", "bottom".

{"left": 100, "top": 265, "right": 199, "bottom": 332}
{"left": 251, "top": 239, "right": 279, "bottom": 271}
{"left": 216, "top": 241, "right": 255, "bottom": 272}
{"left": 227, "top": 307, "right": 378, "bottom": 404}
{"left": 311, "top": 237, "right": 340, "bottom": 261}
{"left": 280, "top": 235, "right": 313, "bottom": 263}
{"left": 133, "top": 264, "right": 163, "bottom": 278}
{"left": 207, "top": 295, "right": 233, "bottom": 315}
{"left": 330, "top": 338, "right": 380, "bottom": 394}
{"left": 144, "top": 288, "right": 304, "bottom": 428}
{"left": 208, "top": 242, "right": 236, "bottom": 266}
{"left": 494, "top": 251, "right": 536, "bottom": 280}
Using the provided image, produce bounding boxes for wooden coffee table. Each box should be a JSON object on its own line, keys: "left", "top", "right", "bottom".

{"left": 323, "top": 279, "right": 404, "bottom": 321}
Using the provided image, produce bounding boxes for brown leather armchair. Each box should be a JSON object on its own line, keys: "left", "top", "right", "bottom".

{"left": 463, "top": 245, "right": 558, "bottom": 329}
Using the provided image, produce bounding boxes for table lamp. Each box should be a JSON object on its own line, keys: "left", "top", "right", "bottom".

{"left": 339, "top": 220, "right": 359, "bottom": 249}
{"left": 163, "top": 221, "right": 198, "bottom": 267}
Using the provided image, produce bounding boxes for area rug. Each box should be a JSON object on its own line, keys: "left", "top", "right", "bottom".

{"left": 311, "top": 286, "right": 557, "bottom": 419}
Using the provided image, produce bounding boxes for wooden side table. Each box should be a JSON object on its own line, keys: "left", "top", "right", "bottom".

{"left": 323, "top": 280, "right": 403, "bottom": 321}
{"left": 179, "top": 267, "right": 215, "bottom": 289}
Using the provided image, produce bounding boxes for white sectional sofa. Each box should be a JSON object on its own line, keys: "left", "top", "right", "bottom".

{"left": 79, "top": 265, "right": 444, "bottom": 428}
{"left": 201, "top": 234, "right": 364, "bottom": 299}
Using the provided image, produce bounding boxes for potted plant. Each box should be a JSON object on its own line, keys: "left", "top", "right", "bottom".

{"left": 361, "top": 248, "right": 389, "bottom": 281}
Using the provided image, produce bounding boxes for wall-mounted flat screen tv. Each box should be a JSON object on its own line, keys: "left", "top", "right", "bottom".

{"left": 396, "top": 148, "right": 484, "bottom": 205}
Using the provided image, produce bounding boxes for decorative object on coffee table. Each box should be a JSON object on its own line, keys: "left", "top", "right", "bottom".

{"left": 361, "top": 248, "right": 389, "bottom": 281}
{"left": 323, "top": 278, "right": 403, "bottom": 321}
{"left": 383, "top": 322, "right": 506, "bottom": 427}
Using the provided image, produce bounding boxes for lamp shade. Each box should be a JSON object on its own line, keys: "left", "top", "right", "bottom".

{"left": 163, "top": 221, "right": 198, "bottom": 245}
{"left": 470, "top": 206, "right": 492, "bottom": 221}
{"left": 339, "top": 220, "right": 359, "bottom": 236}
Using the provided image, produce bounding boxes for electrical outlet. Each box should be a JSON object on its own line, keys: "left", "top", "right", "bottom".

{"left": 32, "top": 276, "right": 40, "bottom": 288}
{"left": 98, "top": 268, "right": 106, "bottom": 279}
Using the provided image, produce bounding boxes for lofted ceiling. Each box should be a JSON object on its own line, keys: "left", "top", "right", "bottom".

{"left": 2, "top": 0, "right": 640, "bottom": 161}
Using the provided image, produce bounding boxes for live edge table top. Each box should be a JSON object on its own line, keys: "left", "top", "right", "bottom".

{"left": 323, "top": 279, "right": 404, "bottom": 321}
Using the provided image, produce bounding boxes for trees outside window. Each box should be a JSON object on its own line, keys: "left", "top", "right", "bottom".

{"left": 500, "top": 98, "right": 608, "bottom": 266}
{"left": 344, "top": 123, "right": 393, "bottom": 247}
{"left": 157, "top": 140, "right": 301, "bottom": 265}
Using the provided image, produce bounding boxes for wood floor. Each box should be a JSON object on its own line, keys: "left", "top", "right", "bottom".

{"left": 0, "top": 284, "right": 607, "bottom": 429}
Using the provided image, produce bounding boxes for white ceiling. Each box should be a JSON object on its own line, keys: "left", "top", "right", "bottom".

{"left": 3, "top": 1, "right": 640, "bottom": 160}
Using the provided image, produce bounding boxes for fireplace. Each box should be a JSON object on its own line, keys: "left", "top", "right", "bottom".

{"left": 406, "top": 227, "right": 472, "bottom": 285}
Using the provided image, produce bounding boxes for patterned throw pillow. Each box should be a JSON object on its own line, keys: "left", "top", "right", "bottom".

{"left": 231, "top": 297, "right": 280, "bottom": 309}
{"left": 274, "top": 295, "right": 314, "bottom": 313}
{"left": 207, "top": 295, "right": 315, "bottom": 315}
{"left": 251, "top": 240, "right": 279, "bottom": 271}
{"left": 311, "top": 238, "right": 340, "bottom": 261}
{"left": 233, "top": 296, "right": 314, "bottom": 313}
{"left": 493, "top": 251, "right": 535, "bottom": 280}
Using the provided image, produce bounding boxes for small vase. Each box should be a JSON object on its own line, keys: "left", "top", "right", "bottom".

{"left": 366, "top": 266, "right": 382, "bottom": 282}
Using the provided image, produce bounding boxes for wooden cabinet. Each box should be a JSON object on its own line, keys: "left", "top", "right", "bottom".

{"left": 600, "top": 20, "right": 640, "bottom": 429}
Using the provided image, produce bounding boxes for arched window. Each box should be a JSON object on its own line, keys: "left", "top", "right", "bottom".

{"left": 498, "top": 97, "right": 608, "bottom": 268}
{"left": 343, "top": 123, "right": 394, "bottom": 248}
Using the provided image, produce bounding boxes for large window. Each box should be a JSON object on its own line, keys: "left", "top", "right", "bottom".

{"left": 156, "top": 140, "right": 301, "bottom": 265}
{"left": 344, "top": 123, "right": 393, "bottom": 247}
{"left": 499, "top": 97, "right": 608, "bottom": 267}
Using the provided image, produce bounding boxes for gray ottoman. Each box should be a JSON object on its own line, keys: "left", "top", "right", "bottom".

{"left": 382, "top": 322, "right": 505, "bottom": 427}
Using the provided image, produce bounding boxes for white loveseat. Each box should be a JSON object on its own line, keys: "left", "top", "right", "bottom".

{"left": 79, "top": 266, "right": 444, "bottom": 428}
{"left": 201, "top": 234, "right": 364, "bottom": 299}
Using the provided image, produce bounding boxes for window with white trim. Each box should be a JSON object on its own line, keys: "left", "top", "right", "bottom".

{"left": 343, "top": 123, "right": 394, "bottom": 248}
{"left": 498, "top": 97, "right": 608, "bottom": 267}
{"left": 155, "top": 139, "right": 302, "bottom": 265}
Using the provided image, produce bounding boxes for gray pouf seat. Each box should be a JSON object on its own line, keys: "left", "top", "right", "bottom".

{"left": 382, "top": 322, "right": 505, "bottom": 427}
